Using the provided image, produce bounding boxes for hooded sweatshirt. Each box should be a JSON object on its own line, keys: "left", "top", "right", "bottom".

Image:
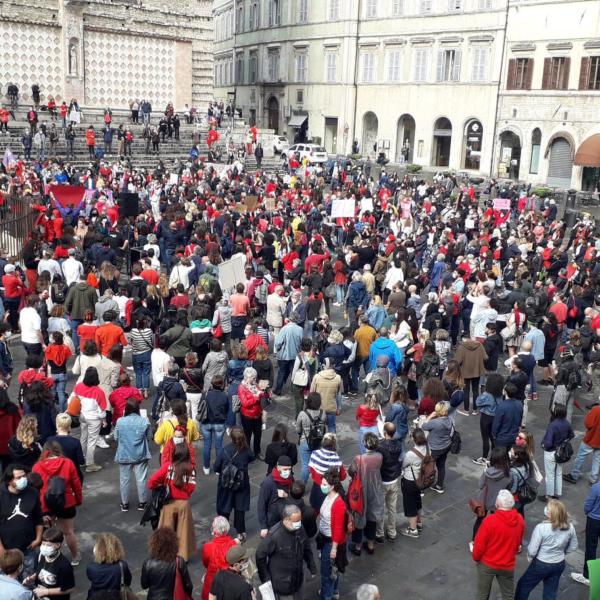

{"left": 454, "top": 339, "right": 488, "bottom": 379}
{"left": 472, "top": 508, "right": 524, "bottom": 570}
{"left": 32, "top": 455, "right": 83, "bottom": 513}
{"left": 71, "top": 382, "right": 107, "bottom": 420}
{"left": 310, "top": 369, "right": 341, "bottom": 413}
{"left": 478, "top": 467, "right": 512, "bottom": 512}
{"left": 369, "top": 337, "right": 403, "bottom": 373}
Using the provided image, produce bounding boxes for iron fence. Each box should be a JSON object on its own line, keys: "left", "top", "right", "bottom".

{"left": 0, "top": 193, "right": 38, "bottom": 261}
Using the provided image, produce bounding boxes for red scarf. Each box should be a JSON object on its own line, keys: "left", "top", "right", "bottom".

{"left": 271, "top": 467, "right": 293, "bottom": 489}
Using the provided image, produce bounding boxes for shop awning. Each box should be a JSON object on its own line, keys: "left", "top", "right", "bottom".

{"left": 575, "top": 134, "right": 600, "bottom": 167}
{"left": 288, "top": 115, "right": 308, "bottom": 128}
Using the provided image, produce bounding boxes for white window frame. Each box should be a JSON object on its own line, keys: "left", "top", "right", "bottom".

{"left": 361, "top": 51, "right": 377, "bottom": 83}
{"left": 249, "top": 52, "right": 259, "bottom": 83}
{"left": 365, "top": 0, "right": 378, "bottom": 18}
{"left": 448, "top": 0, "right": 462, "bottom": 12}
{"left": 413, "top": 48, "right": 429, "bottom": 82}
{"left": 386, "top": 49, "right": 402, "bottom": 82}
{"left": 267, "top": 50, "right": 280, "bottom": 81}
{"left": 329, "top": 0, "right": 340, "bottom": 20}
{"left": 436, "top": 48, "right": 462, "bottom": 82}
{"left": 250, "top": 1, "right": 260, "bottom": 30}
{"left": 419, "top": 0, "right": 432, "bottom": 14}
{"left": 477, "top": 0, "right": 493, "bottom": 8}
{"left": 470, "top": 46, "right": 488, "bottom": 82}
{"left": 298, "top": 0, "right": 308, "bottom": 23}
{"left": 268, "top": 0, "right": 281, "bottom": 26}
{"left": 325, "top": 51, "right": 338, "bottom": 82}
{"left": 392, "top": 0, "right": 403, "bottom": 16}
{"left": 295, "top": 52, "right": 308, "bottom": 83}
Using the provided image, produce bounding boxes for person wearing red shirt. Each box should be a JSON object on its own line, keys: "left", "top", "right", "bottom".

{"left": 472, "top": 489, "right": 524, "bottom": 599}
{"left": 355, "top": 396, "right": 381, "bottom": 454}
{"left": 140, "top": 266, "right": 159, "bottom": 285}
{"left": 2, "top": 264, "right": 26, "bottom": 332}
{"left": 170, "top": 285, "right": 190, "bottom": 310}
{"left": 0, "top": 106, "right": 10, "bottom": 132}
{"left": 238, "top": 368, "right": 264, "bottom": 457}
{"left": 242, "top": 323, "right": 268, "bottom": 361}
{"left": 33, "top": 441, "right": 83, "bottom": 561}
{"left": 317, "top": 468, "right": 348, "bottom": 600}
{"left": 94, "top": 311, "right": 128, "bottom": 356}
{"left": 18, "top": 355, "right": 54, "bottom": 393}
{"left": 549, "top": 295, "right": 568, "bottom": 327}
{"left": 76, "top": 310, "right": 99, "bottom": 352}
{"left": 0, "top": 389, "right": 20, "bottom": 471}
{"left": 147, "top": 444, "right": 197, "bottom": 560}
{"left": 201, "top": 516, "right": 238, "bottom": 600}
{"left": 85, "top": 126, "right": 96, "bottom": 159}
{"left": 109, "top": 372, "right": 143, "bottom": 422}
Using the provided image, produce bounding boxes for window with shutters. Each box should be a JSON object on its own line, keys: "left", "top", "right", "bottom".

{"left": 250, "top": 1, "right": 260, "bottom": 30}
{"left": 361, "top": 52, "right": 377, "bottom": 82}
{"left": 413, "top": 48, "right": 429, "bottom": 82}
{"left": 268, "top": 0, "right": 281, "bottom": 26}
{"left": 386, "top": 49, "right": 402, "bottom": 82}
{"left": 437, "top": 49, "right": 461, "bottom": 82}
{"left": 329, "top": 0, "right": 340, "bottom": 20}
{"left": 249, "top": 52, "right": 258, "bottom": 83}
{"left": 366, "top": 0, "right": 378, "bottom": 18}
{"left": 295, "top": 53, "right": 307, "bottom": 82}
{"left": 298, "top": 0, "right": 308, "bottom": 23}
{"left": 236, "top": 3, "right": 244, "bottom": 33}
{"left": 510, "top": 57, "right": 532, "bottom": 90}
{"left": 419, "top": 0, "right": 432, "bottom": 14}
{"left": 588, "top": 56, "right": 600, "bottom": 90}
{"left": 325, "top": 51, "right": 337, "bottom": 82}
{"left": 544, "top": 57, "right": 569, "bottom": 90}
{"left": 477, "top": 0, "right": 493, "bottom": 8}
{"left": 236, "top": 54, "right": 245, "bottom": 84}
{"left": 448, "top": 0, "right": 462, "bottom": 12}
{"left": 392, "top": 0, "right": 403, "bottom": 15}
{"left": 471, "top": 47, "right": 488, "bottom": 82}
{"left": 267, "top": 50, "right": 280, "bottom": 81}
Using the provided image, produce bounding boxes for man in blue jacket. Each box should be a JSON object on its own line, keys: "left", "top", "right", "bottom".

{"left": 491, "top": 382, "right": 523, "bottom": 449}
{"left": 369, "top": 327, "right": 403, "bottom": 374}
{"left": 571, "top": 481, "right": 600, "bottom": 586}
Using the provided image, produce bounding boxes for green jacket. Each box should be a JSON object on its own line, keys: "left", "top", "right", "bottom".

{"left": 65, "top": 282, "right": 98, "bottom": 320}
{"left": 160, "top": 324, "right": 192, "bottom": 358}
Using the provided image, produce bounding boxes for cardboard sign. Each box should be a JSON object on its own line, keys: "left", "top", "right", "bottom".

{"left": 244, "top": 195, "right": 259, "bottom": 212}
{"left": 493, "top": 198, "right": 511, "bottom": 210}
{"left": 265, "top": 197, "right": 276, "bottom": 211}
{"left": 465, "top": 218, "right": 475, "bottom": 229}
{"left": 331, "top": 199, "right": 356, "bottom": 218}
{"left": 235, "top": 203, "right": 247, "bottom": 214}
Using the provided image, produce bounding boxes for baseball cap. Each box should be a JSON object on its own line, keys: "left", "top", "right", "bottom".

{"left": 226, "top": 545, "right": 250, "bottom": 565}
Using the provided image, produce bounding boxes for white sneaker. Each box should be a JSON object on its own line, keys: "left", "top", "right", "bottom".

{"left": 96, "top": 438, "right": 110, "bottom": 449}
{"left": 571, "top": 573, "right": 590, "bottom": 586}
{"left": 456, "top": 410, "right": 470, "bottom": 416}
{"left": 469, "top": 541, "right": 474, "bottom": 553}
{"left": 203, "top": 467, "right": 210, "bottom": 475}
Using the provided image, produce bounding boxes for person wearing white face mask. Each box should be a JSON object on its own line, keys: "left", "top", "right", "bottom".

{"left": 26, "top": 527, "right": 74, "bottom": 600}
{"left": 257, "top": 456, "right": 295, "bottom": 538}
{"left": 256, "top": 504, "right": 316, "bottom": 600}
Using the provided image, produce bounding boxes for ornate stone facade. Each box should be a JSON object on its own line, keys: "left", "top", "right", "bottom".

{"left": 0, "top": 0, "right": 213, "bottom": 107}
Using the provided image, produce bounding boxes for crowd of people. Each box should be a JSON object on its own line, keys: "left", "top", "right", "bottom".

{"left": 0, "top": 101, "right": 600, "bottom": 600}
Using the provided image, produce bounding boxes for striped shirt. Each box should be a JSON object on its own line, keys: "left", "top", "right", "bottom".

{"left": 129, "top": 328, "right": 155, "bottom": 355}
{"left": 308, "top": 448, "right": 343, "bottom": 475}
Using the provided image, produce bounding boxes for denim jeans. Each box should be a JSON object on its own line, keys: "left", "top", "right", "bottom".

{"left": 584, "top": 516, "right": 600, "bottom": 578}
{"left": 275, "top": 359, "right": 295, "bottom": 394}
{"left": 22, "top": 548, "right": 38, "bottom": 579}
{"left": 358, "top": 425, "right": 379, "bottom": 454}
{"left": 70, "top": 318, "right": 83, "bottom": 352}
{"left": 201, "top": 423, "right": 225, "bottom": 469}
{"left": 326, "top": 412, "right": 336, "bottom": 433}
{"left": 132, "top": 351, "right": 152, "bottom": 391}
{"left": 299, "top": 440, "right": 312, "bottom": 482}
{"left": 335, "top": 284, "right": 345, "bottom": 304}
{"left": 515, "top": 558, "right": 564, "bottom": 600}
{"left": 119, "top": 461, "right": 149, "bottom": 504}
{"left": 320, "top": 539, "right": 340, "bottom": 600}
{"left": 570, "top": 441, "right": 600, "bottom": 483}
{"left": 52, "top": 372, "right": 68, "bottom": 412}
{"left": 544, "top": 450, "right": 562, "bottom": 497}
{"left": 351, "top": 358, "right": 370, "bottom": 391}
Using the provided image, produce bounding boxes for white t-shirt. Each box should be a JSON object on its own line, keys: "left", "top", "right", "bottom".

{"left": 151, "top": 349, "right": 171, "bottom": 386}
{"left": 19, "top": 307, "right": 42, "bottom": 344}
{"left": 114, "top": 295, "right": 129, "bottom": 319}
{"left": 62, "top": 257, "right": 84, "bottom": 286}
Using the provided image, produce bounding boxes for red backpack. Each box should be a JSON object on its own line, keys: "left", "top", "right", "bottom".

{"left": 347, "top": 456, "right": 365, "bottom": 515}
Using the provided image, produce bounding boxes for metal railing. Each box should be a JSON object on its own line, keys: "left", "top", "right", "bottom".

{"left": 0, "top": 193, "right": 38, "bottom": 261}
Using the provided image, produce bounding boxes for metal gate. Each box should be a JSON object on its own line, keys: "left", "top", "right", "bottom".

{"left": 547, "top": 138, "right": 573, "bottom": 188}
{"left": 0, "top": 193, "right": 37, "bottom": 261}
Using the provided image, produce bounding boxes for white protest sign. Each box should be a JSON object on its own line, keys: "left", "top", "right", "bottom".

{"left": 331, "top": 199, "right": 356, "bottom": 218}
{"left": 360, "top": 197, "right": 374, "bottom": 213}
{"left": 218, "top": 253, "right": 247, "bottom": 291}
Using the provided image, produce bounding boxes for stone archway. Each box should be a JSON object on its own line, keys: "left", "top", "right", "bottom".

{"left": 499, "top": 130, "right": 522, "bottom": 180}
{"left": 396, "top": 114, "right": 415, "bottom": 163}
{"left": 267, "top": 96, "right": 279, "bottom": 134}
{"left": 362, "top": 111, "right": 378, "bottom": 157}
{"left": 432, "top": 117, "right": 452, "bottom": 167}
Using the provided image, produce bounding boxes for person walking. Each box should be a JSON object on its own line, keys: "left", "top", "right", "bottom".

{"left": 538, "top": 404, "right": 573, "bottom": 502}
{"left": 571, "top": 480, "right": 600, "bottom": 586}
{"left": 257, "top": 456, "right": 295, "bottom": 538}
{"left": 472, "top": 489, "right": 525, "bottom": 600}
{"left": 348, "top": 432, "right": 384, "bottom": 556}
{"left": 295, "top": 392, "right": 325, "bottom": 482}
{"left": 238, "top": 367, "right": 265, "bottom": 458}
{"left": 310, "top": 359, "right": 342, "bottom": 433}
{"left": 422, "top": 401, "right": 453, "bottom": 494}
{"left": 355, "top": 393, "right": 381, "bottom": 455}
{"left": 274, "top": 313, "right": 304, "bottom": 395}
{"left": 200, "top": 375, "right": 229, "bottom": 475}
{"left": 200, "top": 516, "right": 238, "bottom": 600}
{"left": 256, "top": 504, "right": 316, "bottom": 600}
{"left": 375, "top": 422, "right": 403, "bottom": 543}
{"left": 214, "top": 426, "right": 255, "bottom": 543}
{"left": 514, "top": 499, "right": 577, "bottom": 600}
{"left": 290, "top": 339, "right": 317, "bottom": 417}
{"left": 400, "top": 428, "right": 428, "bottom": 538}
{"left": 492, "top": 382, "right": 524, "bottom": 450}
{"left": 114, "top": 398, "right": 151, "bottom": 512}
{"left": 563, "top": 402, "right": 600, "bottom": 485}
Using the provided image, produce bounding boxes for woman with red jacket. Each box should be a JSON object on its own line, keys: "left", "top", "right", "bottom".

{"left": 32, "top": 440, "right": 83, "bottom": 565}
{"left": 200, "top": 516, "right": 238, "bottom": 600}
{"left": 161, "top": 425, "right": 197, "bottom": 467}
{"left": 355, "top": 393, "right": 381, "bottom": 455}
{"left": 109, "top": 372, "right": 143, "bottom": 422}
{"left": 147, "top": 444, "right": 196, "bottom": 560}
{"left": 0, "top": 388, "right": 20, "bottom": 472}
{"left": 238, "top": 367, "right": 264, "bottom": 458}
{"left": 318, "top": 467, "right": 348, "bottom": 600}
{"left": 2, "top": 264, "right": 26, "bottom": 332}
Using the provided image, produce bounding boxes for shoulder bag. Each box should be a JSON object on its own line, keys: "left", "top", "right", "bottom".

{"left": 120, "top": 561, "right": 138, "bottom": 600}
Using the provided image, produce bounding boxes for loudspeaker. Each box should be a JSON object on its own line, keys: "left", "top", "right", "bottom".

{"left": 119, "top": 193, "right": 140, "bottom": 218}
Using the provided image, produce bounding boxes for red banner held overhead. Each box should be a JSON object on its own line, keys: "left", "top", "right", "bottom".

{"left": 49, "top": 185, "right": 85, "bottom": 207}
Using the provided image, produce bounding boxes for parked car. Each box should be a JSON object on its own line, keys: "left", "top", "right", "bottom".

{"left": 273, "top": 135, "right": 290, "bottom": 154}
{"left": 282, "top": 143, "right": 328, "bottom": 164}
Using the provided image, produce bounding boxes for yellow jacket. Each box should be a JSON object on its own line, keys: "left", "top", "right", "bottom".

{"left": 154, "top": 417, "right": 200, "bottom": 453}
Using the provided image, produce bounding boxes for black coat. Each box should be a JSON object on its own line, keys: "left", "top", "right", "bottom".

{"left": 214, "top": 444, "right": 254, "bottom": 513}
{"left": 255, "top": 522, "right": 316, "bottom": 596}
{"left": 140, "top": 558, "right": 192, "bottom": 600}
{"left": 264, "top": 441, "right": 298, "bottom": 474}
{"left": 257, "top": 473, "right": 292, "bottom": 529}
{"left": 483, "top": 333, "right": 503, "bottom": 371}
{"left": 377, "top": 438, "right": 403, "bottom": 483}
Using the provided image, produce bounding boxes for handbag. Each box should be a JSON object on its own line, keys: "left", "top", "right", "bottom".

{"left": 173, "top": 556, "right": 192, "bottom": 600}
{"left": 292, "top": 359, "right": 309, "bottom": 387}
{"left": 515, "top": 468, "right": 538, "bottom": 505}
{"left": 500, "top": 321, "right": 517, "bottom": 340}
{"left": 196, "top": 393, "right": 208, "bottom": 424}
{"left": 348, "top": 456, "right": 365, "bottom": 515}
{"left": 555, "top": 438, "right": 574, "bottom": 464}
{"left": 324, "top": 282, "right": 336, "bottom": 299}
{"left": 119, "top": 561, "right": 138, "bottom": 600}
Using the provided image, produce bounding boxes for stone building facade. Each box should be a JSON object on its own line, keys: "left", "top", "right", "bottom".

{"left": 0, "top": 0, "right": 213, "bottom": 109}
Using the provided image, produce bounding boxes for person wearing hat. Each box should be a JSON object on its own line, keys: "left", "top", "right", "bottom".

{"left": 1, "top": 264, "right": 26, "bottom": 333}
{"left": 209, "top": 544, "right": 253, "bottom": 600}
{"left": 257, "top": 455, "right": 295, "bottom": 538}
{"left": 256, "top": 504, "right": 316, "bottom": 600}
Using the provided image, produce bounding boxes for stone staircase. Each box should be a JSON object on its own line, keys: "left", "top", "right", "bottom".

{"left": 0, "top": 105, "right": 278, "bottom": 168}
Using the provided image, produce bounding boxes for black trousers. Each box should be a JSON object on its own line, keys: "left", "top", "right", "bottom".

{"left": 241, "top": 414, "right": 262, "bottom": 456}
{"left": 431, "top": 445, "right": 451, "bottom": 488}
{"left": 220, "top": 508, "right": 246, "bottom": 534}
{"left": 584, "top": 516, "right": 600, "bottom": 578}
{"left": 480, "top": 413, "right": 494, "bottom": 459}
{"left": 351, "top": 520, "right": 377, "bottom": 545}
{"left": 464, "top": 377, "right": 480, "bottom": 411}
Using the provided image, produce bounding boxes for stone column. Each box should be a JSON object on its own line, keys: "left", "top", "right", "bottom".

{"left": 59, "top": 0, "right": 85, "bottom": 103}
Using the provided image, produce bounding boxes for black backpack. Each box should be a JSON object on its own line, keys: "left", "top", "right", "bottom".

{"left": 52, "top": 283, "right": 65, "bottom": 304}
{"left": 220, "top": 451, "right": 244, "bottom": 491}
{"left": 45, "top": 476, "right": 66, "bottom": 513}
{"left": 567, "top": 368, "right": 581, "bottom": 392}
{"left": 306, "top": 410, "right": 326, "bottom": 451}
{"left": 555, "top": 439, "right": 574, "bottom": 464}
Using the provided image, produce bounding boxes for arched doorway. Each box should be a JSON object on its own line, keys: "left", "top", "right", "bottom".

{"left": 547, "top": 137, "right": 573, "bottom": 188}
{"left": 362, "top": 111, "right": 378, "bottom": 157}
{"left": 463, "top": 119, "right": 483, "bottom": 170}
{"left": 499, "top": 131, "right": 521, "bottom": 180}
{"left": 395, "top": 114, "right": 415, "bottom": 163}
{"left": 267, "top": 96, "right": 279, "bottom": 134}
{"left": 530, "top": 128, "right": 542, "bottom": 174}
{"left": 432, "top": 117, "right": 452, "bottom": 167}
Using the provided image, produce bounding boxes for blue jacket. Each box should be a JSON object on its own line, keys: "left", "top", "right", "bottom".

{"left": 114, "top": 414, "right": 152, "bottom": 463}
{"left": 541, "top": 418, "right": 573, "bottom": 452}
{"left": 321, "top": 342, "right": 351, "bottom": 371}
{"left": 347, "top": 281, "right": 370, "bottom": 311}
{"left": 492, "top": 399, "right": 524, "bottom": 446}
{"left": 275, "top": 323, "right": 304, "bottom": 361}
{"left": 476, "top": 392, "right": 501, "bottom": 417}
{"left": 585, "top": 483, "right": 600, "bottom": 520}
{"left": 366, "top": 305, "right": 387, "bottom": 331}
{"left": 369, "top": 337, "right": 403, "bottom": 373}
{"left": 429, "top": 260, "right": 446, "bottom": 289}
{"left": 386, "top": 402, "right": 408, "bottom": 441}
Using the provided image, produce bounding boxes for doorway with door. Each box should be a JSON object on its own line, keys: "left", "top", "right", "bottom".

{"left": 432, "top": 117, "right": 452, "bottom": 167}
{"left": 324, "top": 117, "right": 338, "bottom": 155}
{"left": 395, "top": 114, "right": 415, "bottom": 163}
{"left": 267, "top": 96, "right": 279, "bottom": 134}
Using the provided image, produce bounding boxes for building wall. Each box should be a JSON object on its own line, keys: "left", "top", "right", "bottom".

{"left": 0, "top": 0, "right": 212, "bottom": 108}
